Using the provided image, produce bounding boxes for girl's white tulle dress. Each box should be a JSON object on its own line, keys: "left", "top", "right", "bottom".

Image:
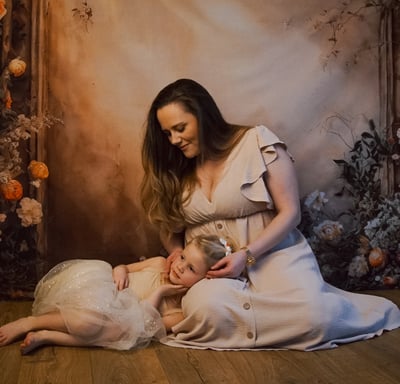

{"left": 32, "top": 259, "right": 166, "bottom": 350}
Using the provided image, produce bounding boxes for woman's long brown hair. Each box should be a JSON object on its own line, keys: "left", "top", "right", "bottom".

{"left": 141, "top": 79, "right": 249, "bottom": 233}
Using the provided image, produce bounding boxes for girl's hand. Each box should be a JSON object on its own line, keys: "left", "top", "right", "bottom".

{"left": 206, "top": 251, "right": 247, "bottom": 279}
{"left": 158, "top": 283, "right": 188, "bottom": 297}
{"left": 113, "top": 265, "right": 129, "bottom": 291}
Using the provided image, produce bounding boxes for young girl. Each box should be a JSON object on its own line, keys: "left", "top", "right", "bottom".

{"left": 0, "top": 234, "right": 232, "bottom": 354}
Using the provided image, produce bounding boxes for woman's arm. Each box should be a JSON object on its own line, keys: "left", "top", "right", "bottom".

{"left": 161, "top": 230, "right": 185, "bottom": 270}
{"left": 208, "top": 145, "right": 301, "bottom": 278}
{"left": 243, "top": 144, "right": 301, "bottom": 258}
{"left": 160, "top": 230, "right": 185, "bottom": 254}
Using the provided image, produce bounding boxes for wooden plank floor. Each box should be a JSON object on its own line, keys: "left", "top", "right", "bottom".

{"left": 1, "top": 290, "right": 400, "bottom": 384}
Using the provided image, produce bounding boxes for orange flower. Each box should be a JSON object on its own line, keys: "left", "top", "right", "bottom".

{"left": 4, "top": 89, "right": 12, "bottom": 109}
{"left": 8, "top": 58, "right": 27, "bottom": 77}
{"left": 28, "top": 160, "right": 49, "bottom": 180}
{"left": 0, "top": 179, "right": 23, "bottom": 201}
{"left": 368, "top": 247, "right": 387, "bottom": 268}
{"left": 383, "top": 276, "right": 398, "bottom": 288}
{"left": 0, "top": 0, "right": 6, "bottom": 20}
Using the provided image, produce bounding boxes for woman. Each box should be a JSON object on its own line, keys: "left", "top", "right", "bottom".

{"left": 141, "top": 78, "right": 400, "bottom": 350}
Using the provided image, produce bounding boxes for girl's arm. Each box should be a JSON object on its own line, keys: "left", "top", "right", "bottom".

{"left": 208, "top": 145, "right": 301, "bottom": 278}
{"left": 113, "top": 257, "right": 167, "bottom": 291}
{"left": 145, "top": 284, "right": 187, "bottom": 331}
{"left": 161, "top": 312, "right": 184, "bottom": 331}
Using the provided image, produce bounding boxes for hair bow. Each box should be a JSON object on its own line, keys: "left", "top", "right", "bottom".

{"left": 219, "top": 238, "right": 232, "bottom": 256}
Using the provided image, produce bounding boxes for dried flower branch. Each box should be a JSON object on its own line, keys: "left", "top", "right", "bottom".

{"left": 72, "top": 1, "right": 93, "bottom": 32}
{"left": 310, "top": 0, "right": 400, "bottom": 69}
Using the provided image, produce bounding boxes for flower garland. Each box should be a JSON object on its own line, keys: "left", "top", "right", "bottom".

{"left": 0, "top": 53, "right": 52, "bottom": 298}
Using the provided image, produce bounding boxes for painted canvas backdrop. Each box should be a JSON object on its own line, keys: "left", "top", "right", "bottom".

{"left": 44, "top": 0, "right": 381, "bottom": 268}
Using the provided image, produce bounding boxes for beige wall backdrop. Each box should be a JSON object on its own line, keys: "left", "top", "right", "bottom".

{"left": 44, "top": 0, "right": 381, "bottom": 267}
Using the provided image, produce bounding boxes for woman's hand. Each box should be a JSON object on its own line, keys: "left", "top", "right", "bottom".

{"left": 112, "top": 265, "right": 129, "bottom": 291}
{"left": 206, "top": 250, "right": 247, "bottom": 279}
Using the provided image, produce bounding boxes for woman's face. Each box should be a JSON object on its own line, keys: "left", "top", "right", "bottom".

{"left": 169, "top": 242, "right": 208, "bottom": 287}
{"left": 156, "top": 102, "right": 200, "bottom": 158}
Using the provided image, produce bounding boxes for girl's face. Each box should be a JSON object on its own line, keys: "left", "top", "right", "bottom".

{"left": 169, "top": 242, "right": 208, "bottom": 288}
{"left": 156, "top": 102, "right": 200, "bottom": 158}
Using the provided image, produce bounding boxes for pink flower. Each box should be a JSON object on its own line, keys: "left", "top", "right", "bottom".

{"left": 313, "top": 220, "right": 344, "bottom": 243}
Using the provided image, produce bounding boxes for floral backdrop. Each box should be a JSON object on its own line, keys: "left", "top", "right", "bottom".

{"left": 0, "top": 1, "right": 398, "bottom": 299}
{"left": 299, "top": 119, "right": 400, "bottom": 290}
{"left": 0, "top": 0, "right": 56, "bottom": 299}
{"left": 298, "top": 1, "right": 400, "bottom": 291}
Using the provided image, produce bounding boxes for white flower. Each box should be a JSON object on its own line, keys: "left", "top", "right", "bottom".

{"left": 348, "top": 255, "right": 369, "bottom": 278}
{"left": 392, "top": 153, "right": 400, "bottom": 161}
{"left": 19, "top": 240, "right": 29, "bottom": 252}
{"left": 0, "top": 213, "right": 6, "bottom": 223}
{"left": 0, "top": 171, "right": 11, "bottom": 184}
{"left": 30, "top": 179, "right": 42, "bottom": 188}
{"left": 304, "top": 190, "right": 328, "bottom": 211}
{"left": 16, "top": 197, "right": 43, "bottom": 227}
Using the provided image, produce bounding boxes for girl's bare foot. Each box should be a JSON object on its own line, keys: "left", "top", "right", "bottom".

{"left": 0, "top": 317, "right": 33, "bottom": 346}
{"left": 20, "top": 331, "right": 47, "bottom": 355}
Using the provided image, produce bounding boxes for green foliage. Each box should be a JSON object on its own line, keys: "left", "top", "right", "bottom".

{"left": 334, "top": 121, "right": 387, "bottom": 198}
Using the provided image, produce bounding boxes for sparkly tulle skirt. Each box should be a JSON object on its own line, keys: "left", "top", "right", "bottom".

{"left": 32, "top": 259, "right": 166, "bottom": 350}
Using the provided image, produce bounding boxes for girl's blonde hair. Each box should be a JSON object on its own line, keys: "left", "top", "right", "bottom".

{"left": 187, "top": 234, "right": 235, "bottom": 269}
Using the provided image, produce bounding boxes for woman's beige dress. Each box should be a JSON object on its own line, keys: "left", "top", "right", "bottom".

{"left": 161, "top": 125, "right": 400, "bottom": 350}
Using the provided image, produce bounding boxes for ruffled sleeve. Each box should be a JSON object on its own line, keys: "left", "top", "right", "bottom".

{"left": 239, "top": 125, "right": 287, "bottom": 207}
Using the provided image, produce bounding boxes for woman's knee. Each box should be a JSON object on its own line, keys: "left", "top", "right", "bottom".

{"left": 182, "top": 279, "right": 225, "bottom": 315}
{"left": 183, "top": 278, "right": 245, "bottom": 317}
{"left": 181, "top": 278, "right": 247, "bottom": 328}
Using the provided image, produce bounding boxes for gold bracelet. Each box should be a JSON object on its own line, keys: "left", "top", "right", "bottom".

{"left": 241, "top": 246, "right": 256, "bottom": 266}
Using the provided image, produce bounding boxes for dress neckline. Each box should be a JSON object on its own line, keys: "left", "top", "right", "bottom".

{"left": 195, "top": 128, "right": 253, "bottom": 203}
